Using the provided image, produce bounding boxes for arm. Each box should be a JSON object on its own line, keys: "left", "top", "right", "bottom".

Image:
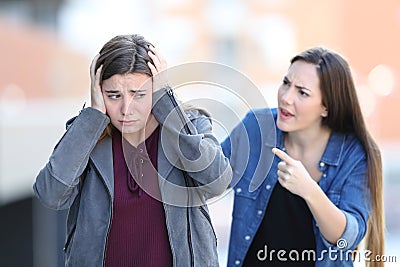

{"left": 33, "top": 108, "right": 109, "bottom": 209}
{"left": 303, "top": 182, "right": 347, "bottom": 244}
{"left": 34, "top": 55, "right": 110, "bottom": 210}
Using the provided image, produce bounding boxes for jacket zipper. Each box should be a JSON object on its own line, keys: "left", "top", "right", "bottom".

{"left": 166, "top": 87, "right": 191, "bottom": 134}
{"left": 199, "top": 206, "right": 218, "bottom": 246}
{"left": 167, "top": 87, "right": 195, "bottom": 267}
{"left": 63, "top": 224, "right": 76, "bottom": 252}
{"left": 186, "top": 202, "right": 195, "bottom": 267}
{"left": 183, "top": 174, "right": 195, "bottom": 267}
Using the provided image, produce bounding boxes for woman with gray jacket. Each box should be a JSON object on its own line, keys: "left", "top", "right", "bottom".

{"left": 33, "top": 34, "right": 232, "bottom": 267}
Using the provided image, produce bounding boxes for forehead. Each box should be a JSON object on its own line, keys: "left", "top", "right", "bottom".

{"left": 102, "top": 72, "right": 151, "bottom": 89}
{"left": 287, "top": 60, "right": 320, "bottom": 88}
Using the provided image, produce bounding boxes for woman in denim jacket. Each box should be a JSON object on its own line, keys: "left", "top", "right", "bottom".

{"left": 33, "top": 34, "right": 231, "bottom": 267}
{"left": 222, "top": 47, "right": 384, "bottom": 267}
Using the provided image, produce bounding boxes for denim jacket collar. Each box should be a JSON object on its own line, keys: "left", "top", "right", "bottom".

{"left": 320, "top": 132, "right": 345, "bottom": 166}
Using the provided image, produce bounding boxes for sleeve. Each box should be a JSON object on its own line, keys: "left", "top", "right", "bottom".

{"left": 320, "top": 153, "right": 370, "bottom": 251}
{"left": 33, "top": 107, "right": 110, "bottom": 210}
{"left": 152, "top": 86, "right": 232, "bottom": 197}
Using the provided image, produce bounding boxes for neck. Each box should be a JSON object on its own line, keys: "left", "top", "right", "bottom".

{"left": 285, "top": 125, "right": 331, "bottom": 155}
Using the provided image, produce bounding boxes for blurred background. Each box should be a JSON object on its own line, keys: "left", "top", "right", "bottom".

{"left": 0, "top": 0, "right": 399, "bottom": 266}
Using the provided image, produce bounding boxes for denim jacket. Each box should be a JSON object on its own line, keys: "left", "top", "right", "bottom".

{"left": 221, "top": 108, "right": 370, "bottom": 267}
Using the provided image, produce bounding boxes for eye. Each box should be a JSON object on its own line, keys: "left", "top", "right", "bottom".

{"left": 282, "top": 78, "right": 290, "bottom": 86}
{"left": 107, "top": 94, "right": 120, "bottom": 99}
{"left": 299, "top": 90, "right": 309, "bottom": 97}
{"left": 136, "top": 93, "right": 146, "bottom": 98}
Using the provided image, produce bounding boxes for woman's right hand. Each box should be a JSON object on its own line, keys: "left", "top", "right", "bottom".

{"left": 90, "top": 54, "right": 106, "bottom": 114}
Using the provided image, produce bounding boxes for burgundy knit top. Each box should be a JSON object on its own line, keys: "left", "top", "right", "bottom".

{"left": 105, "top": 127, "right": 173, "bottom": 267}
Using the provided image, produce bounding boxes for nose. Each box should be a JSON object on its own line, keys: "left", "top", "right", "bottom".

{"left": 121, "top": 95, "right": 133, "bottom": 115}
{"left": 281, "top": 87, "right": 295, "bottom": 105}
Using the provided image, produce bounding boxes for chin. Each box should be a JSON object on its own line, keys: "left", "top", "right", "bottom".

{"left": 122, "top": 129, "right": 143, "bottom": 135}
{"left": 276, "top": 120, "right": 291, "bottom": 132}
{"left": 120, "top": 125, "right": 144, "bottom": 134}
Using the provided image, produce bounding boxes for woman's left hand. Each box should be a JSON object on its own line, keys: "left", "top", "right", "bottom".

{"left": 272, "top": 148, "right": 318, "bottom": 200}
{"left": 147, "top": 45, "right": 169, "bottom": 92}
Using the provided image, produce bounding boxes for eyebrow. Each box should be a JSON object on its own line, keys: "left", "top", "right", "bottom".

{"left": 104, "top": 90, "right": 120, "bottom": 93}
{"left": 284, "top": 76, "right": 312, "bottom": 92}
{"left": 104, "top": 89, "right": 147, "bottom": 93}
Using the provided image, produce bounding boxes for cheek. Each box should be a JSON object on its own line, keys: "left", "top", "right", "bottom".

{"left": 103, "top": 99, "right": 117, "bottom": 113}
{"left": 277, "top": 87, "right": 284, "bottom": 102}
{"left": 136, "top": 96, "right": 153, "bottom": 115}
{"left": 102, "top": 98, "right": 120, "bottom": 118}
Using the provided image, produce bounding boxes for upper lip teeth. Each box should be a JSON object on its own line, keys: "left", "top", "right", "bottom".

{"left": 280, "top": 107, "right": 293, "bottom": 116}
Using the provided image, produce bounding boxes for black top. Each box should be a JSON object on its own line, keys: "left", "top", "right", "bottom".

{"left": 243, "top": 182, "right": 316, "bottom": 266}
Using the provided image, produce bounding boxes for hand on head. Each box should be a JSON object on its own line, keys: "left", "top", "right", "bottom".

{"left": 90, "top": 54, "right": 106, "bottom": 114}
{"left": 147, "top": 45, "right": 169, "bottom": 92}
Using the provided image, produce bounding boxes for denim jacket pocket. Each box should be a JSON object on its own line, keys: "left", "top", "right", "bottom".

{"left": 232, "top": 185, "right": 261, "bottom": 219}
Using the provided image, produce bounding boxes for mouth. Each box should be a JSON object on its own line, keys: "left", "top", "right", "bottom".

{"left": 119, "top": 119, "right": 139, "bottom": 125}
{"left": 279, "top": 107, "right": 294, "bottom": 119}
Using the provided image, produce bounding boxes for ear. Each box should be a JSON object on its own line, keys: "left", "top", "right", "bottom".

{"left": 321, "top": 106, "right": 328, "bottom": 117}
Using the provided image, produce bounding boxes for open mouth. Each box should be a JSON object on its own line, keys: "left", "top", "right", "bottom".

{"left": 279, "top": 108, "right": 294, "bottom": 118}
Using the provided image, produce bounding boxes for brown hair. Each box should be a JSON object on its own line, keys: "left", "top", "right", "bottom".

{"left": 291, "top": 47, "right": 384, "bottom": 266}
{"left": 95, "top": 34, "right": 154, "bottom": 141}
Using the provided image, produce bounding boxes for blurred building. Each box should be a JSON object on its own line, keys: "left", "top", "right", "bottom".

{"left": 1, "top": 0, "right": 399, "bottom": 266}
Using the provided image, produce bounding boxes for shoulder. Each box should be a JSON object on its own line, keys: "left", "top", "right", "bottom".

{"left": 325, "top": 131, "right": 366, "bottom": 166}
{"left": 226, "top": 107, "right": 277, "bottom": 148}
{"left": 241, "top": 107, "right": 276, "bottom": 124}
{"left": 238, "top": 108, "right": 277, "bottom": 136}
{"left": 183, "top": 107, "right": 212, "bottom": 130}
{"left": 343, "top": 132, "right": 366, "bottom": 159}
{"left": 184, "top": 107, "right": 210, "bottom": 119}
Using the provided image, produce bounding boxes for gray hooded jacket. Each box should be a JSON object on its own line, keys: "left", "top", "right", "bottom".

{"left": 33, "top": 87, "right": 232, "bottom": 267}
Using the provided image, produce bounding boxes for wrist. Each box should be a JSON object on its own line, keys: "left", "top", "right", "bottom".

{"left": 90, "top": 101, "right": 106, "bottom": 114}
{"left": 303, "top": 179, "right": 320, "bottom": 203}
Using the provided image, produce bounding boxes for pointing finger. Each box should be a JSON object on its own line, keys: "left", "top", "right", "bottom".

{"left": 272, "top": 147, "right": 295, "bottom": 165}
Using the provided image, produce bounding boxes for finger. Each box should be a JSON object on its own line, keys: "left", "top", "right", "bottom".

{"left": 94, "top": 65, "right": 103, "bottom": 89}
{"left": 277, "top": 169, "right": 291, "bottom": 181}
{"left": 90, "top": 54, "right": 100, "bottom": 80}
{"left": 147, "top": 61, "right": 157, "bottom": 76}
{"left": 272, "top": 148, "right": 295, "bottom": 165}
{"left": 148, "top": 46, "right": 167, "bottom": 70}
{"left": 148, "top": 45, "right": 164, "bottom": 61}
{"left": 277, "top": 161, "right": 293, "bottom": 176}
{"left": 148, "top": 50, "right": 161, "bottom": 69}
{"left": 277, "top": 160, "right": 287, "bottom": 171}
{"left": 277, "top": 177, "right": 288, "bottom": 188}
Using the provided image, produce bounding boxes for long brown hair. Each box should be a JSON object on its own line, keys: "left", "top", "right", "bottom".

{"left": 94, "top": 34, "right": 154, "bottom": 141}
{"left": 291, "top": 47, "right": 384, "bottom": 266}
